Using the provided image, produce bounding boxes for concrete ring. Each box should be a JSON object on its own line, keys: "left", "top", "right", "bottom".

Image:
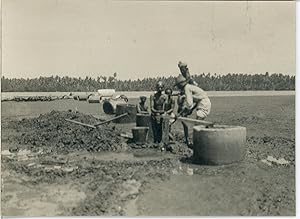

{"left": 192, "top": 125, "right": 246, "bottom": 165}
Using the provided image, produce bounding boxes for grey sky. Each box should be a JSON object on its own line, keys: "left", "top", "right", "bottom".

{"left": 2, "top": 0, "right": 295, "bottom": 80}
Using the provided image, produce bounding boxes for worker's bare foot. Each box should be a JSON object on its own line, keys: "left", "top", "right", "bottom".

{"left": 159, "top": 143, "right": 165, "bottom": 151}
{"left": 166, "top": 144, "right": 178, "bottom": 154}
{"left": 187, "top": 141, "right": 193, "bottom": 149}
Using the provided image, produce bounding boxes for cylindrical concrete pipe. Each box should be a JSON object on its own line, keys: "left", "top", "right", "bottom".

{"left": 115, "top": 104, "right": 137, "bottom": 123}
{"left": 78, "top": 94, "right": 92, "bottom": 101}
{"left": 102, "top": 99, "right": 128, "bottom": 114}
{"left": 136, "top": 113, "right": 153, "bottom": 142}
{"left": 193, "top": 125, "right": 246, "bottom": 165}
{"left": 97, "top": 89, "right": 115, "bottom": 97}
{"left": 88, "top": 95, "right": 101, "bottom": 103}
{"left": 132, "top": 127, "right": 149, "bottom": 145}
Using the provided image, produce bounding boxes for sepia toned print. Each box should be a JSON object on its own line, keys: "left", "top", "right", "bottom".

{"left": 1, "top": 0, "right": 295, "bottom": 216}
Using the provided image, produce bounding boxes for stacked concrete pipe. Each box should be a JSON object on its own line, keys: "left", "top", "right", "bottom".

{"left": 132, "top": 127, "right": 149, "bottom": 145}
{"left": 115, "top": 104, "right": 137, "bottom": 123}
{"left": 136, "top": 113, "right": 153, "bottom": 143}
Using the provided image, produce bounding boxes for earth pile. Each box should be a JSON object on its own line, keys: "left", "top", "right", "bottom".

{"left": 13, "top": 110, "right": 124, "bottom": 153}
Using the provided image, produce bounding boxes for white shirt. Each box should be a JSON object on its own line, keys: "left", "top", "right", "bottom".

{"left": 184, "top": 84, "right": 209, "bottom": 108}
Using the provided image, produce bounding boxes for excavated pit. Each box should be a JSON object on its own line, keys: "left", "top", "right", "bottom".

{"left": 1, "top": 95, "right": 295, "bottom": 216}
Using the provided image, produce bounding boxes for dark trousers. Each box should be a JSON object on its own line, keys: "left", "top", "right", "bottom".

{"left": 182, "top": 121, "right": 189, "bottom": 144}
{"left": 151, "top": 116, "right": 162, "bottom": 143}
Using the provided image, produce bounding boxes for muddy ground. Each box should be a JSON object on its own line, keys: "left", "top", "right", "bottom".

{"left": 1, "top": 95, "right": 295, "bottom": 216}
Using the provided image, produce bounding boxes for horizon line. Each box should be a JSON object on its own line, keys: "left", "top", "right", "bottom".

{"left": 1, "top": 71, "right": 295, "bottom": 80}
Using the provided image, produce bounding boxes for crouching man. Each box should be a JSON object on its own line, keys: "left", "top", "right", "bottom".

{"left": 174, "top": 75, "right": 211, "bottom": 146}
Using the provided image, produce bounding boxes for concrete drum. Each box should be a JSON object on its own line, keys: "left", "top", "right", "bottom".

{"left": 132, "top": 127, "right": 149, "bottom": 145}
{"left": 115, "top": 104, "right": 137, "bottom": 123}
{"left": 193, "top": 125, "right": 246, "bottom": 165}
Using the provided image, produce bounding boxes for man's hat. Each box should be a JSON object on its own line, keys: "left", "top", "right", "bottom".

{"left": 178, "top": 61, "right": 187, "bottom": 68}
{"left": 174, "top": 75, "right": 187, "bottom": 87}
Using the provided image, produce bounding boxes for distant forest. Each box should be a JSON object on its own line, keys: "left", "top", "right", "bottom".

{"left": 1, "top": 72, "right": 295, "bottom": 92}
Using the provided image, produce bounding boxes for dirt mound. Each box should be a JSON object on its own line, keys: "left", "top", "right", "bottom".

{"left": 13, "top": 110, "right": 124, "bottom": 153}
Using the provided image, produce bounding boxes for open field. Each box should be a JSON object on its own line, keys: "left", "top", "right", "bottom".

{"left": 1, "top": 90, "right": 296, "bottom": 100}
{"left": 1, "top": 95, "right": 295, "bottom": 216}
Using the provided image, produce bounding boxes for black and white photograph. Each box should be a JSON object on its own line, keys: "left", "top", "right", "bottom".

{"left": 1, "top": 0, "right": 296, "bottom": 216}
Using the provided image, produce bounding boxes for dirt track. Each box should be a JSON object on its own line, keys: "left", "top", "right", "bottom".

{"left": 1, "top": 96, "right": 295, "bottom": 216}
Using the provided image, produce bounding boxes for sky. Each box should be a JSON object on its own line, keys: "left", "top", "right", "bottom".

{"left": 2, "top": 0, "right": 296, "bottom": 80}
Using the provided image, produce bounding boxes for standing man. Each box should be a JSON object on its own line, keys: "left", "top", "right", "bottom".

{"left": 174, "top": 75, "right": 211, "bottom": 146}
{"left": 164, "top": 87, "right": 175, "bottom": 121}
{"left": 164, "top": 87, "right": 175, "bottom": 141}
{"left": 178, "top": 61, "right": 198, "bottom": 86}
{"left": 150, "top": 81, "right": 167, "bottom": 144}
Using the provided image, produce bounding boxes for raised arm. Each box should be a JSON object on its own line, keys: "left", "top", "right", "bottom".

{"left": 184, "top": 85, "right": 193, "bottom": 108}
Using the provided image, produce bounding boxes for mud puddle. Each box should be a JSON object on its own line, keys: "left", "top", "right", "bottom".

{"left": 136, "top": 161, "right": 295, "bottom": 216}
{"left": 46, "top": 149, "right": 175, "bottom": 165}
{"left": 1, "top": 167, "right": 86, "bottom": 216}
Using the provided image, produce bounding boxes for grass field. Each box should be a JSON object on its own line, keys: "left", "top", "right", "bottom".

{"left": 1, "top": 95, "right": 295, "bottom": 216}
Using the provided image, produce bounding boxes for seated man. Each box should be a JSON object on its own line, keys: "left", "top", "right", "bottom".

{"left": 174, "top": 75, "right": 211, "bottom": 146}
{"left": 150, "top": 81, "right": 167, "bottom": 144}
{"left": 137, "top": 96, "right": 149, "bottom": 114}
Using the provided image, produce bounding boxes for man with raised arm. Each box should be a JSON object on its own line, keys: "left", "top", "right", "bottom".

{"left": 174, "top": 74, "right": 211, "bottom": 146}
{"left": 178, "top": 61, "right": 198, "bottom": 86}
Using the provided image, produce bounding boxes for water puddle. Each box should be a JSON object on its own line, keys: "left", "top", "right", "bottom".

{"left": 121, "top": 179, "right": 142, "bottom": 216}
{"left": 2, "top": 181, "right": 86, "bottom": 216}
{"left": 2, "top": 149, "right": 40, "bottom": 162}
{"left": 65, "top": 150, "right": 170, "bottom": 163}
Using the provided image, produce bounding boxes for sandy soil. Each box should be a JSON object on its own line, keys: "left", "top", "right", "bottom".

{"left": 1, "top": 95, "right": 295, "bottom": 216}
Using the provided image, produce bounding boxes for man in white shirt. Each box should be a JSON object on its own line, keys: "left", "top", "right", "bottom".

{"left": 174, "top": 75, "right": 211, "bottom": 146}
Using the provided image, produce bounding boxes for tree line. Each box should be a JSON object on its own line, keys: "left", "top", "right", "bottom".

{"left": 1, "top": 72, "right": 295, "bottom": 92}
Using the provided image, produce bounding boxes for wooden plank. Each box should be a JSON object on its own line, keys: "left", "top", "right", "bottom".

{"left": 94, "top": 113, "right": 128, "bottom": 126}
{"left": 120, "top": 132, "right": 133, "bottom": 139}
{"left": 177, "top": 117, "right": 214, "bottom": 126}
{"left": 65, "top": 119, "right": 96, "bottom": 129}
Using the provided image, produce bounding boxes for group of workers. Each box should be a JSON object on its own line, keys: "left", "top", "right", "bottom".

{"left": 136, "top": 61, "right": 211, "bottom": 148}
